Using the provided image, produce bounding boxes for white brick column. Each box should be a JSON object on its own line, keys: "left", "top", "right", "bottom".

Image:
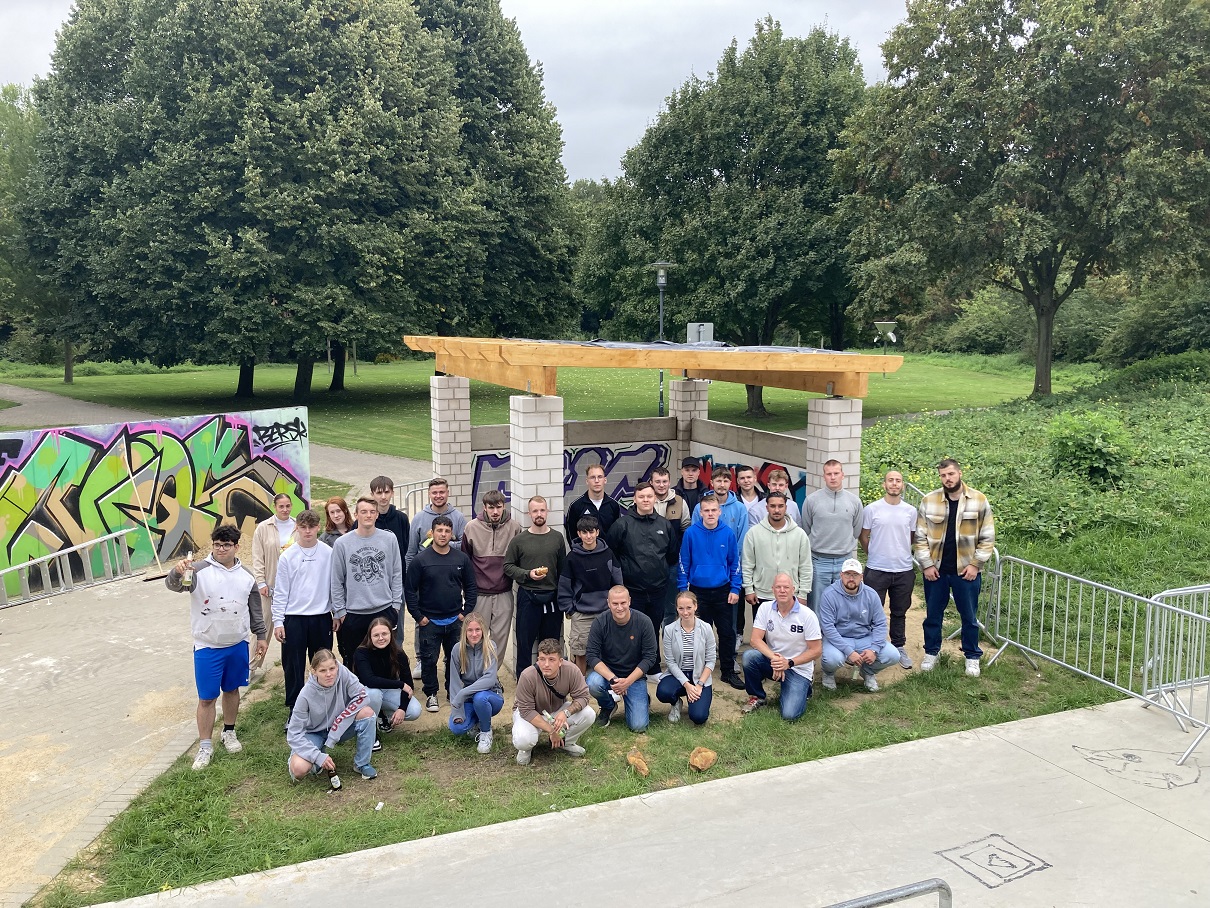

{"left": 804, "top": 397, "right": 863, "bottom": 495}
{"left": 430, "top": 375, "right": 472, "bottom": 512}
{"left": 509, "top": 395, "right": 565, "bottom": 532}
{"left": 669, "top": 379, "right": 710, "bottom": 466}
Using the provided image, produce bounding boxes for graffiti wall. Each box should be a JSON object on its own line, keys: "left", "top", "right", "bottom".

{"left": 0, "top": 409, "right": 310, "bottom": 586}
{"left": 470, "top": 442, "right": 672, "bottom": 510}
{"left": 690, "top": 446, "right": 809, "bottom": 509}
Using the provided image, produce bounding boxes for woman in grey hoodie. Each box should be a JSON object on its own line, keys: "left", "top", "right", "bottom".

{"left": 447, "top": 614, "right": 504, "bottom": 755}
{"left": 287, "top": 650, "right": 378, "bottom": 785}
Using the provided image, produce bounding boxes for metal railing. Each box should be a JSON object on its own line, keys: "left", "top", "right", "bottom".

{"left": 394, "top": 480, "right": 430, "bottom": 518}
{"left": 823, "top": 878, "right": 952, "bottom": 908}
{"left": 1144, "top": 584, "right": 1210, "bottom": 764}
{"left": 0, "top": 528, "right": 140, "bottom": 608}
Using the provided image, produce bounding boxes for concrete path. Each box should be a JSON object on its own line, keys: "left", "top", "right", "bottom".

{"left": 94, "top": 697, "right": 1210, "bottom": 908}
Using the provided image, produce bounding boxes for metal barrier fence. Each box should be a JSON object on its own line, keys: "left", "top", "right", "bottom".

{"left": 395, "top": 480, "right": 430, "bottom": 519}
{"left": 0, "top": 528, "right": 140, "bottom": 608}
{"left": 1145, "top": 584, "right": 1210, "bottom": 763}
{"left": 822, "top": 878, "right": 953, "bottom": 908}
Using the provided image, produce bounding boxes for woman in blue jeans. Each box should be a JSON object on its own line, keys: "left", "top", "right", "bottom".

{"left": 656, "top": 591, "right": 716, "bottom": 725}
{"left": 354, "top": 617, "right": 422, "bottom": 732}
{"left": 448, "top": 613, "right": 505, "bottom": 754}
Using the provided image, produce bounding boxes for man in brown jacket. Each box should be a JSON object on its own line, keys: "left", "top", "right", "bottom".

{"left": 511, "top": 638, "right": 596, "bottom": 765}
{"left": 461, "top": 489, "right": 522, "bottom": 672}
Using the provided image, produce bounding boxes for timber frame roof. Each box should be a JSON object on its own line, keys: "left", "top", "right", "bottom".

{"left": 404, "top": 336, "right": 902, "bottom": 398}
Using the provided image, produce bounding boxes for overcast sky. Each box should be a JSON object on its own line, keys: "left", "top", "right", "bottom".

{"left": 0, "top": 0, "right": 909, "bottom": 181}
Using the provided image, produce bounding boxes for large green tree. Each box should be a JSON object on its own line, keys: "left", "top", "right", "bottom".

{"left": 839, "top": 0, "right": 1210, "bottom": 395}
{"left": 23, "top": 0, "right": 472, "bottom": 400}
{"left": 591, "top": 19, "right": 865, "bottom": 415}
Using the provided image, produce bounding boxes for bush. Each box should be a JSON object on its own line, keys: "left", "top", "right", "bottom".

{"left": 1096, "top": 279, "right": 1210, "bottom": 367}
{"left": 1047, "top": 410, "right": 1133, "bottom": 486}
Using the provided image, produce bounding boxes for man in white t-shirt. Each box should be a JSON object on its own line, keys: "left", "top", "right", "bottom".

{"left": 859, "top": 470, "right": 918, "bottom": 669}
{"left": 740, "top": 572, "right": 822, "bottom": 720}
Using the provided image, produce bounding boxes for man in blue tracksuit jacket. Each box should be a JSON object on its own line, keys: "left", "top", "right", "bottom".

{"left": 679, "top": 493, "right": 744, "bottom": 689}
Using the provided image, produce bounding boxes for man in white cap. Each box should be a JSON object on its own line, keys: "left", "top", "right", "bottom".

{"left": 817, "top": 558, "right": 901, "bottom": 692}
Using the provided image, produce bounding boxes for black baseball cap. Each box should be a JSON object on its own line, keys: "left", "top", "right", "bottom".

{"left": 681, "top": 457, "right": 701, "bottom": 468}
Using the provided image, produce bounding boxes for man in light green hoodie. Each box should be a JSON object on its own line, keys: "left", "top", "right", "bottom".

{"left": 742, "top": 492, "right": 812, "bottom": 612}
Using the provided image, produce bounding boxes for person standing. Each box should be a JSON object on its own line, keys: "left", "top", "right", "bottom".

{"left": 273, "top": 509, "right": 337, "bottom": 717}
{"left": 691, "top": 467, "right": 751, "bottom": 552}
{"left": 564, "top": 463, "right": 622, "bottom": 537}
{"left": 166, "top": 524, "right": 266, "bottom": 771}
{"left": 330, "top": 497, "right": 404, "bottom": 665}
{"left": 558, "top": 515, "right": 623, "bottom": 675}
{"left": 405, "top": 477, "right": 467, "bottom": 569}
{"left": 405, "top": 515, "right": 477, "bottom": 712}
{"left": 742, "top": 490, "right": 812, "bottom": 613}
{"left": 678, "top": 493, "right": 744, "bottom": 690}
{"left": 735, "top": 465, "right": 764, "bottom": 524}
{"left": 606, "top": 482, "right": 674, "bottom": 654}
{"left": 748, "top": 469, "right": 802, "bottom": 527}
{"left": 859, "top": 470, "right": 918, "bottom": 669}
{"left": 462, "top": 489, "right": 522, "bottom": 671}
{"left": 320, "top": 497, "right": 353, "bottom": 547}
{"left": 674, "top": 456, "right": 706, "bottom": 514}
{"left": 913, "top": 459, "right": 995, "bottom": 676}
{"left": 251, "top": 492, "right": 296, "bottom": 671}
{"left": 370, "top": 475, "right": 410, "bottom": 560}
{"left": 585, "top": 586, "right": 659, "bottom": 732}
{"left": 504, "top": 496, "right": 568, "bottom": 676}
{"left": 802, "top": 460, "right": 863, "bottom": 614}
{"left": 651, "top": 465, "right": 690, "bottom": 626}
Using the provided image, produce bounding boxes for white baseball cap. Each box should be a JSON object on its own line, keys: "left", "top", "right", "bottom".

{"left": 841, "top": 558, "right": 864, "bottom": 574}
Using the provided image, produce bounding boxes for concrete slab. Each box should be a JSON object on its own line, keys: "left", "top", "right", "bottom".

{"left": 94, "top": 698, "right": 1209, "bottom": 907}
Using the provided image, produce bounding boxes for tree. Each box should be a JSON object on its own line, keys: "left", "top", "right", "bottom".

{"left": 838, "top": 0, "right": 1210, "bottom": 395}
{"left": 23, "top": 0, "right": 473, "bottom": 401}
{"left": 596, "top": 19, "right": 865, "bottom": 415}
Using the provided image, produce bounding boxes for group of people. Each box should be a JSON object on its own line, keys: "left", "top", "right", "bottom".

{"left": 166, "top": 457, "right": 995, "bottom": 782}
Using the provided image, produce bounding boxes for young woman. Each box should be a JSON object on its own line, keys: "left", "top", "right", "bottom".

{"left": 320, "top": 497, "right": 353, "bottom": 547}
{"left": 353, "top": 616, "right": 422, "bottom": 731}
{"left": 447, "top": 613, "right": 504, "bottom": 754}
{"left": 656, "top": 590, "right": 716, "bottom": 725}
{"left": 251, "top": 492, "right": 297, "bottom": 670}
{"left": 287, "top": 649, "right": 378, "bottom": 785}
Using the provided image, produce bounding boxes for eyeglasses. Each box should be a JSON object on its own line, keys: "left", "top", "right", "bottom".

{"left": 211, "top": 542, "right": 236, "bottom": 550}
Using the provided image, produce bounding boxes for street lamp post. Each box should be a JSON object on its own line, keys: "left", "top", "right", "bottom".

{"left": 649, "top": 261, "right": 675, "bottom": 416}
{"left": 874, "top": 320, "right": 897, "bottom": 378}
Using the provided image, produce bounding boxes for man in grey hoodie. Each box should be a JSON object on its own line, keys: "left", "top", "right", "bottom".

{"left": 802, "top": 460, "right": 864, "bottom": 614}
{"left": 405, "top": 477, "right": 468, "bottom": 570}
{"left": 331, "top": 497, "right": 404, "bottom": 664}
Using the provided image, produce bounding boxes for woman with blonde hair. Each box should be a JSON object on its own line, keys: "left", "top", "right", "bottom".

{"left": 447, "top": 613, "right": 504, "bottom": 754}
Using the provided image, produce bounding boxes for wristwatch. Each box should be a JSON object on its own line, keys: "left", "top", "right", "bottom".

{"left": 787, "top": 657, "right": 795, "bottom": 668}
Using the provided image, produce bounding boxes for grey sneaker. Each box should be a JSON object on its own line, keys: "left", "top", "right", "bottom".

{"left": 426, "top": 695, "right": 439, "bottom": 712}
{"left": 516, "top": 748, "right": 532, "bottom": 766}
{"left": 563, "top": 743, "right": 586, "bottom": 757}
{"left": 220, "top": 729, "right": 242, "bottom": 753}
{"left": 191, "top": 746, "right": 213, "bottom": 771}
{"left": 821, "top": 672, "right": 837, "bottom": 691}
{"left": 863, "top": 672, "right": 880, "bottom": 692}
{"left": 667, "top": 699, "right": 681, "bottom": 723}
{"left": 898, "top": 647, "right": 914, "bottom": 670}
{"left": 477, "top": 731, "right": 493, "bottom": 754}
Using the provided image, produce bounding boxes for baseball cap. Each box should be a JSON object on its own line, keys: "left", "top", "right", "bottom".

{"left": 841, "top": 558, "right": 864, "bottom": 574}
{"left": 681, "top": 457, "right": 700, "bottom": 468}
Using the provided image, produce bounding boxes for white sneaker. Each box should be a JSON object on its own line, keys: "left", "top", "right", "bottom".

{"left": 220, "top": 729, "right": 242, "bottom": 753}
{"left": 921, "top": 654, "right": 938, "bottom": 672}
{"left": 516, "top": 748, "right": 532, "bottom": 765}
{"left": 191, "top": 747, "right": 212, "bottom": 771}
{"left": 477, "top": 731, "right": 493, "bottom": 754}
{"left": 863, "top": 672, "right": 879, "bottom": 692}
{"left": 412, "top": 664, "right": 422, "bottom": 680}
{"left": 821, "top": 672, "right": 837, "bottom": 691}
{"left": 426, "top": 695, "right": 439, "bottom": 712}
{"left": 667, "top": 699, "right": 681, "bottom": 723}
{"left": 965, "top": 658, "right": 981, "bottom": 678}
{"left": 563, "top": 743, "right": 586, "bottom": 757}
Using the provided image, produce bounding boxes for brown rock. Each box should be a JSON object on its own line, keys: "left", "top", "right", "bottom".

{"left": 627, "top": 750, "right": 650, "bottom": 777}
{"left": 689, "top": 747, "right": 717, "bottom": 772}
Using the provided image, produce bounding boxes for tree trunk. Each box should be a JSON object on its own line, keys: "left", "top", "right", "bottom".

{"left": 1032, "top": 293, "right": 1056, "bottom": 397}
{"left": 744, "top": 383, "right": 768, "bottom": 417}
{"left": 63, "top": 339, "right": 74, "bottom": 384}
{"left": 828, "top": 300, "right": 847, "bottom": 350}
{"left": 329, "top": 340, "right": 346, "bottom": 392}
{"left": 293, "top": 356, "right": 315, "bottom": 404}
{"left": 235, "top": 360, "right": 255, "bottom": 398}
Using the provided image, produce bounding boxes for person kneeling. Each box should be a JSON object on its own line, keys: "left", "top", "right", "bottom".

{"left": 741, "top": 573, "right": 822, "bottom": 720}
{"left": 655, "top": 590, "right": 716, "bottom": 725}
{"left": 288, "top": 650, "right": 378, "bottom": 785}
{"left": 448, "top": 613, "right": 505, "bottom": 754}
{"left": 512, "top": 639, "right": 596, "bottom": 765}
{"left": 354, "top": 617, "right": 422, "bottom": 736}
{"left": 585, "top": 586, "right": 658, "bottom": 732}
{"left": 818, "top": 559, "right": 901, "bottom": 692}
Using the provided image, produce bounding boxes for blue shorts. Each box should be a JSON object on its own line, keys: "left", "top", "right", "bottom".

{"left": 194, "top": 642, "right": 250, "bottom": 700}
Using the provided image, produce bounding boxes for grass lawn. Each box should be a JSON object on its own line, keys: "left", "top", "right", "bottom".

{"left": 4, "top": 355, "right": 1092, "bottom": 461}
{"left": 34, "top": 650, "right": 1117, "bottom": 907}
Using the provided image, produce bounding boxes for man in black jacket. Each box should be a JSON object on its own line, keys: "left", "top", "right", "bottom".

{"left": 605, "top": 481, "right": 673, "bottom": 670}
{"left": 565, "top": 463, "right": 621, "bottom": 538}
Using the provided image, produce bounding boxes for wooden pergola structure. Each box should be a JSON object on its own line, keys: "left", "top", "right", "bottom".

{"left": 404, "top": 337, "right": 903, "bottom": 398}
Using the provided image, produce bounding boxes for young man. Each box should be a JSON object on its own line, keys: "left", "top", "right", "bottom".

{"left": 741, "top": 573, "right": 822, "bottom": 720}
{"left": 330, "top": 497, "right": 404, "bottom": 664}
{"left": 651, "top": 465, "right": 690, "bottom": 625}
{"left": 166, "top": 524, "right": 266, "bottom": 771}
{"left": 462, "top": 489, "right": 523, "bottom": 670}
{"left": 605, "top": 481, "right": 674, "bottom": 649}
{"left": 405, "top": 477, "right": 467, "bottom": 570}
{"left": 748, "top": 469, "right": 802, "bottom": 527}
{"left": 564, "top": 463, "right": 621, "bottom": 538}
{"left": 859, "top": 470, "right": 918, "bottom": 669}
{"left": 558, "top": 515, "right": 623, "bottom": 674}
{"left": 735, "top": 465, "right": 765, "bottom": 524}
{"left": 678, "top": 493, "right": 744, "bottom": 689}
{"left": 742, "top": 490, "right": 812, "bottom": 610}
{"left": 691, "top": 466, "right": 751, "bottom": 551}
{"left": 914, "top": 459, "right": 995, "bottom": 677}
{"left": 504, "top": 496, "right": 568, "bottom": 676}
{"left": 802, "top": 460, "right": 864, "bottom": 613}
{"left": 818, "top": 559, "right": 901, "bottom": 692}
{"left": 512, "top": 638, "right": 596, "bottom": 765}
{"left": 273, "top": 509, "right": 337, "bottom": 716}
{"left": 370, "top": 475, "right": 409, "bottom": 560}
{"left": 405, "top": 514, "right": 477, "bottom": 712}
{"left": 674, "top": 456, "right": 705, "bottom": 514}
{"left": 585, "top": 586, "right": 659, "bottom": 732}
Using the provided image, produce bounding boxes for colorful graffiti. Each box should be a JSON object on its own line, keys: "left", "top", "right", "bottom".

{"left": 694, "top": 453, "right": 808, "bottom": 509}
{"left": 470, "top": 442, "right": 672, "bottom": 509}
{"left": 0, "top": 409, "right": 310, "bottom": 587}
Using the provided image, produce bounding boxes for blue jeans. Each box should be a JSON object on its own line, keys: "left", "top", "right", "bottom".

{"left": 586, "top": 671, "right": 650, "bottom": 732}
{"left": 300, "top": 716, "right": 375, "bottom": 770}
{"left": 448, "top": 690, "right": 504, "bottom": 734}
{"left": 923, "top": 572, "right": 983, "bottom": 659}
{"left": 821, "top": 639, "right": 901, "bottom": 675}
{"left": 741, "top": 650, "right": 812, "bottom": 720}
{"left": 655, "top": 674, "right": 713, "bottom": 725}
{"left": 808, "top": 554, "right": 849, "bottom": 612}
{"left": 366, "top": 688, "right": 422, "bottom": 723}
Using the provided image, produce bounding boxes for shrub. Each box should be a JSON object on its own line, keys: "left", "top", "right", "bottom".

{"left": 1047, "top": 410, "right": 1133, "bottom": 486}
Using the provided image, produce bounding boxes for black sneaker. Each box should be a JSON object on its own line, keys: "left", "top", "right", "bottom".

{"left": 596, "top": 703, "right": 615, "bottom": 727}
{"left": 378, "top": 717, "right": 392, "bottom": 734}
{"left": 372, "top": 739, "right": 382, "bottom": 753}
{"left": 723, "top": 672, "right": 746, "bottom": 691}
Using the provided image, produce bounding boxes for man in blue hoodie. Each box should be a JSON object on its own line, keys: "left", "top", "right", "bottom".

{"left": 679, "top": 493, "right": 744, "bottom": 689}
{"left": 691, "top": 466, "right": 751, "bottom": 551}
{"left": 817, "top": 559, "right": 900, "bottom": 692}
{"left": 558, "top": 515, "right": 623, "bottom": 674}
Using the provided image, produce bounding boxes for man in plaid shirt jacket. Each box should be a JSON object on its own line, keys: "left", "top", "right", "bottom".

{"left": 912, "top": 459, "right": 995, "bottom": 677}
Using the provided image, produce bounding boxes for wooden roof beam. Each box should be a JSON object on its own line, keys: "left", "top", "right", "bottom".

{"left": 435, "top": 353, "right": 558, "bottom": 396}
{"left": 684, "top": 369, "right": 869, "bottom": 398}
